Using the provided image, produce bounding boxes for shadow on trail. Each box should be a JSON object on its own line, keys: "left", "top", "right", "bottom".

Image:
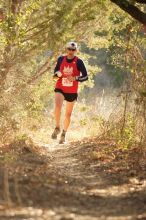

{"left": 0, "top": 139, "right": 146, "bottom": 219}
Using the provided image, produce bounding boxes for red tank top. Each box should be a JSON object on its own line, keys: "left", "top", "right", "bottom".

{"left": 55, "top": 55, "right": 80, "bottom": 93}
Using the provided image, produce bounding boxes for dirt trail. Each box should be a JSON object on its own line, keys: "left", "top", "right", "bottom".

{"left": 0, "top": 138, "right": 146, "bottom": 220}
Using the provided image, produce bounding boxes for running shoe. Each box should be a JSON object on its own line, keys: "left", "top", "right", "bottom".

{"left": 51, "top": 127, "right": 60, "bottom": 139}
{"left": 59, "top": 130, "right": 66, "bottom": 144}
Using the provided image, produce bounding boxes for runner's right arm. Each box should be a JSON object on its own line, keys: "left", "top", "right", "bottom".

{"left": 53, "top": 56, "right": 64, "bottom": 79}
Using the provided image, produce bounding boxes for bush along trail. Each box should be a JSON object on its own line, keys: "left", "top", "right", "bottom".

{"left": 0, "top": 137, "right": 146, "bottom": 220}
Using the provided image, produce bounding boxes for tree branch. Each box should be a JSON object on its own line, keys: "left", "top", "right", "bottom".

{"left": 25, "top": 19, "right": 50, "bottom": 34}
{"left": 135, "top": 0, "right": 146, "bottom": 4}
{"left": 111, "top": 0, "right": 146, "bottom": 24}
{"left": 21, "top": 25, "right": 49, "bottom": 43}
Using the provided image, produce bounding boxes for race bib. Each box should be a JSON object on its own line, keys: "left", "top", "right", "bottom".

{"left": 62, "top": 77, "right": 73, "bottom": 87}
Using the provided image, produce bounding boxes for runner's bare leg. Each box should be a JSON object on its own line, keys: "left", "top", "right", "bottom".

{"left": 63, "top": 100, "right": 76, "bottom": 131}
{"left": 54, "top": 92, "right": 64, "bottom": 128}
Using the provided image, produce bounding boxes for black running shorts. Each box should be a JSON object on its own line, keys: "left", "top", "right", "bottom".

{"left": 54, "top": 88, "right": 78, "bottom": 102}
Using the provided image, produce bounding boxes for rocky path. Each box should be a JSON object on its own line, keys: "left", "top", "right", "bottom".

{"left": 0, "top": 138, "right": 146, "bottom": 220}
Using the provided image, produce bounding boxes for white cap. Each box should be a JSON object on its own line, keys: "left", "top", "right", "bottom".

{"left": 66, "top": 41, "right": 77, "bottom": 49}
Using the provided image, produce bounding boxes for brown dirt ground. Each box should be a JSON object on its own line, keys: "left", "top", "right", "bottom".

{"left": 0, "top": 137, "right": 146, "bottom": 220}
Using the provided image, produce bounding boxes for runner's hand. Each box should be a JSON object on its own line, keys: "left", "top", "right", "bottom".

{"left": 53, "top": 71, "right": 62, "bottom": 80}
{"left": 53, "top": 74, "right": 59, "bottom": 80}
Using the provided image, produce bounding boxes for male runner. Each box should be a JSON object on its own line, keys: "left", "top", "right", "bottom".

{"left": 51, "top": 41, "right": 88, "bottom": 144}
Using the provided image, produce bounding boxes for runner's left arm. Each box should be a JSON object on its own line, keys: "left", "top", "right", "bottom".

{"left": 75, "top": 59, "right": 88, "bottom": 82}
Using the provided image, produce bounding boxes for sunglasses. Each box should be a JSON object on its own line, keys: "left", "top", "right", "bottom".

{"left": 67, "top": 48, "right": 76, "bottom": 51}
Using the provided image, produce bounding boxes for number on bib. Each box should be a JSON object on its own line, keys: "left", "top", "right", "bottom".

{"left": 62, "top": 77, "right": 73, "bottom": 87}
